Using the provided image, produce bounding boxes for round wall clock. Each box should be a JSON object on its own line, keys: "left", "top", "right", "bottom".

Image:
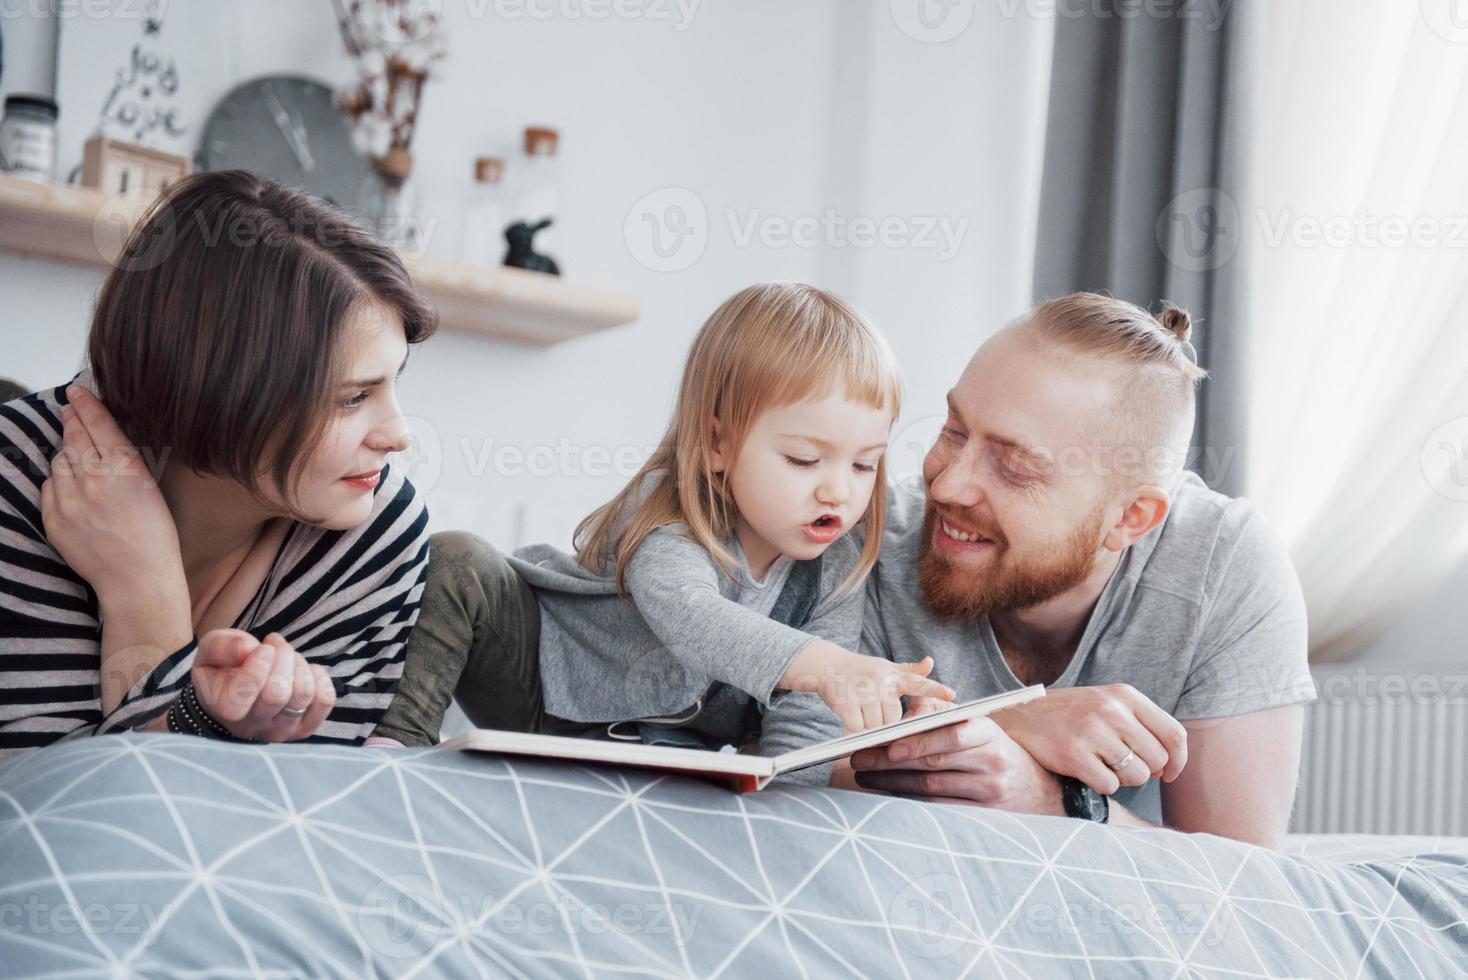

{"left": 198, "top": 75, "right": 369, "bottom": 211}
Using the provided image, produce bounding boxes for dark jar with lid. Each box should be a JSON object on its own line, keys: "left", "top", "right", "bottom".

{"left": 0, "top": 94, "right": 60, "bottom": 182}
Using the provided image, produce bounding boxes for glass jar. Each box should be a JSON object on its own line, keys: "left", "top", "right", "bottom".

{"left": 511, "top": 126, "right": 560, "bottom": 264}
{"left": 360, "top": 149, "right": 421, "bottom": 252}
{"left": 462, "top": 156, "right": 507, "bottom": 266}
{"left": 0, "top": 94, "right": 60, "bottom": 182}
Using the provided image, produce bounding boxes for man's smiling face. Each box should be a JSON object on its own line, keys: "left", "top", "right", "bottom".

{"left": 918, "top": 327, "right": 1124, "bottom": 620}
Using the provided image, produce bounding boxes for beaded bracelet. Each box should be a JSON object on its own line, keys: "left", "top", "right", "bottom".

{"left": 165, "top": 694, "right": 199, "bottom": 736}
{"left": 166, "top": 681, "right": 258, "bottom": 742}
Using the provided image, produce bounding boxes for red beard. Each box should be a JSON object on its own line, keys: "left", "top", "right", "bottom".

{"left": 918, "top": 499, "right": 1106, "bottom": 620}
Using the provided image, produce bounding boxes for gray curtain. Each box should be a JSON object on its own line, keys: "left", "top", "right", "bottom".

{"left": 1032, "top": 0, "right": 1255, "bottom": 495}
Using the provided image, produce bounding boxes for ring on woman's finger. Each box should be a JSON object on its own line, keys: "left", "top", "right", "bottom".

{"left": 1107, "top": 747, "right": 1136, "bottom": 772}
{"left": 280, "top": 706, "right": 307, "bottom": 719}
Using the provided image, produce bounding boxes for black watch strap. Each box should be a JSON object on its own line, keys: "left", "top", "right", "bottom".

{"left": 1058, "top": 776, "right": 1110, "bottom": 823}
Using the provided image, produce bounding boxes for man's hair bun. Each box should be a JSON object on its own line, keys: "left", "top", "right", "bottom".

{"left": 1157, "top": 303, "right": 1192, "bottom": 343}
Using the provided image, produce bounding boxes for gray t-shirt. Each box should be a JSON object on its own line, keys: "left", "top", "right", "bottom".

{"left": 512, "top": 528, "right": 862, "bottom": 723}
{"left": 859, "top": 473, "right": 1316, "bottom": 823}
{"left": 734, "top": 554, "right": 795, "bottom": 617}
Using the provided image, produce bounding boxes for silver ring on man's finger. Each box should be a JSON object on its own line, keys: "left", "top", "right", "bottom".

{"left": 280, "top": 707, "right": 307, "bottom": 719}
{"left": 1108, "top": 748, "right": 1136, "bottom": 772}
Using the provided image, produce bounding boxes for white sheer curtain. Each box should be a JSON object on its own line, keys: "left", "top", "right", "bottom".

{"left": 1234, "top": 2, "right": 1468, "bottom": 659}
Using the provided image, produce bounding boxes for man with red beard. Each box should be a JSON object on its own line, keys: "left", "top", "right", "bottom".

{"left": 843, "top": 293, "right": 1315, "bottom": 847}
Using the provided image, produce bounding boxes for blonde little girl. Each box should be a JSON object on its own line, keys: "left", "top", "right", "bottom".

{"left": 372, "top": 282, "right": 952, "bottom": 772}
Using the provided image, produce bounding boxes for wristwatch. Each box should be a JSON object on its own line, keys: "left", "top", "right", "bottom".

{"left": 1058, "top": 776, "right": 1109, "bottom": 823}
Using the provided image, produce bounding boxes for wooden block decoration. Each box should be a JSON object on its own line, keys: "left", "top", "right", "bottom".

{"left": 80, "top": 137, "right": 191, "bottom": 197}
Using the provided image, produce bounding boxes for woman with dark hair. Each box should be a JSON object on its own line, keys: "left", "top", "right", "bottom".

{"left": 0, "top": 170, "right": 436, "bottom": 754}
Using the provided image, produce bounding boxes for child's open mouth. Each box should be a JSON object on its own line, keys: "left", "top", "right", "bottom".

{"left": 803, "top": 514, "right": 844, "bottom": 544}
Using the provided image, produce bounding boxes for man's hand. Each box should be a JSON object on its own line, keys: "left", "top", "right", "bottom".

{"left": 191, "top": 629, "right": 336, "bottom": 742}
{"left": 848, "top": 714, "right": 1064, "bottom": 814}
{"left": 990, "top": 684, "right": 1189, "bottom": 795}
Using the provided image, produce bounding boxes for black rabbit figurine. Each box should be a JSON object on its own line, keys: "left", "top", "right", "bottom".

{"left": 503, "top": 219, "right": 560, "bottom": 276}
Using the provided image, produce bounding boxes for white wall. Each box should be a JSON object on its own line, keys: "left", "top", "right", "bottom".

{"left": 1348, "top": 569, "right": 1468, "bottom": 671}
{"left": 822, "top": 2, "right": 1054, "bottom": 479}
{"left": 2, "top": 0, "right": 1055, "bottom": 551}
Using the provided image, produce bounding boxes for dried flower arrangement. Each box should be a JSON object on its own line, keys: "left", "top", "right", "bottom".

{"left": 331, "top": 0, "right": 448, "bottom": 186}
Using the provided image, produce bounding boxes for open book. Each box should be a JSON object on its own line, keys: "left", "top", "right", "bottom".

{"left": 440, "top": 685, "right": 1045, "bottom": 792}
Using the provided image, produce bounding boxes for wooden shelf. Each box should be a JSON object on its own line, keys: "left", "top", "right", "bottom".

{"left": 0, "top": 173, "right": 639, "bottom": 346}
{"left": 402, "top": 255, "right": 639, "bottom": 346}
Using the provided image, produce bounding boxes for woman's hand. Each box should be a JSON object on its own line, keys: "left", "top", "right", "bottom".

{"left": 43, "top": 386, "right": 194, "bottom": 712}
{"left": 781, "top": 640, "right": 956, "bottom": 733}
{"left": 191, "top": 629, "right": 336, "bottom": 742}
{"left": 990, "top": 684, "right": 1189, "bottom": 795}
{"left": 40, "top": 385, "right": 188, "bottom": 610}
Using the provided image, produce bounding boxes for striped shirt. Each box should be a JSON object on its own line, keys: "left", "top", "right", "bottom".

{"left": 0, "top": 376, "right": 430, "bottom": 757}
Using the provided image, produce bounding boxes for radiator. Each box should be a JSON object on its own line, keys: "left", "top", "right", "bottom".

{"left": 1291, "top": 670, "right": 1468, "bottom": 836}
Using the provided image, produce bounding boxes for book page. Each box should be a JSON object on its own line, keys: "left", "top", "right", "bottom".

{"left": 771, "top": 685, "right": 1045, "bottom": 775}
{"left": 440, "top": 728, "right": 778, "bottom": 779}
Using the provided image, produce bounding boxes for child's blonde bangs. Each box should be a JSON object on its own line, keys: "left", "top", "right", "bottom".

{"left": 577, "top": 282, "right": 901, "bottom": 598}
{"left": 725, "top": 285, "right": 901, "bottom": 426}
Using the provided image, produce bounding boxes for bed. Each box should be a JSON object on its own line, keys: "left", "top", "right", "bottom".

{"left": 2, "top": 734, "right": 1464, "bottom": 978}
